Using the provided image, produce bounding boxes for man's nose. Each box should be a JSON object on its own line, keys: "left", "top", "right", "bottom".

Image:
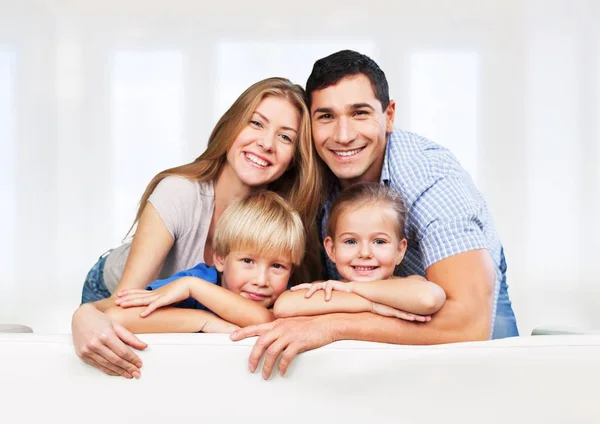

{"left": 333, "top": 117, "right": 356, "bottom": 145}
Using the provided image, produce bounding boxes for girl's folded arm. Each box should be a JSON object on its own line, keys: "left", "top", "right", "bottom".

{"left": 351, "top": 276, "right": 447, "bottom": 315}
{"left": 273, "top": 289, "right": 372, "bottom": 318}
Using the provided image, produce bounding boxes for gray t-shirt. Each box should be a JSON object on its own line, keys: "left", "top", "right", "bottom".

{"left": 103, "top": 176, "right": 215, "bottom": 293}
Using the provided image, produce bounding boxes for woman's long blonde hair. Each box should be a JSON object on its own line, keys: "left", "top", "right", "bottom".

{"left": 130, "top": 77, "right": 324, "bottom": 284}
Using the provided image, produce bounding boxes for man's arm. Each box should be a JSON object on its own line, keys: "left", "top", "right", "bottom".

{"left": 330, "top": 249, "right": 495, "bottom": 344}
{"left": 231, "top": 249, "right": 495, "bottom": 379}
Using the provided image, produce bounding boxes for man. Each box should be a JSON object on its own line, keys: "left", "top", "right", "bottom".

{"left": 231, "top": 50, "right": 518, "bottom": 379}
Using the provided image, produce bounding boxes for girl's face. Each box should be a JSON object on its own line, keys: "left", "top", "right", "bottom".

{"left": 324, "top": 203, "right": 407, "bottom": 282}
{"left": 224, "top": 96, "right": 299, "bottom": 188}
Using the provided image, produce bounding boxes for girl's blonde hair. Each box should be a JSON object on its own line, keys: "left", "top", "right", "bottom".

{"left": 327, "top": 182, "right": 407, "bottom": 240}
{"left": 213, "top": 191, "right": 305, "bottom": 266}
{"left": 130, "top": 77, "right": 324, "bottom": 284}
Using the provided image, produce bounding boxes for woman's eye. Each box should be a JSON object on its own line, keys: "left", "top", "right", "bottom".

{"left": 279, "top": 134, "right": 293, "bottom": 143}
{"left": 250, "top": 120, "right": 263, "bottom": 128}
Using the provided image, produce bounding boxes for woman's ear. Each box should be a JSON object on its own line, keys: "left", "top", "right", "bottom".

{"left": 324, "top": 236, "right": 336, "bottom": 263}
{"left": 213, "top": 253, "right": 226, "bottom": 272}
{"left": 396, "top": 238, "right": 408, "bottom": 265}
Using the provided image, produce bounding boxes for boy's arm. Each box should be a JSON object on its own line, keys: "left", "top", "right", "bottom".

{"left": 273, "top": 290, "right": 373, "bottom": 318}
{"left": 349, "top": 276, "right": 446, "bottom": 315}
{"left": 105, "top": 305, "right": 238, "bottom": 334}
{"left": 184, "top": 277, "right": 275, "bottom": 327}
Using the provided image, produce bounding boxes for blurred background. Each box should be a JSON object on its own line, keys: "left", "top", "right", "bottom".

{"left": 0, "top": 0, "right": 598, "bottom": 335}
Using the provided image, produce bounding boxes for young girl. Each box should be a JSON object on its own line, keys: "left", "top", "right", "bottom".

{"left": 72, "top": 77, "right": 325, "bottom": 378}
{"left": 105, "top": 191, "right": 305, "bottom": 334}
{"left": 273, "top": 182, "right": 446, "bottom": 321}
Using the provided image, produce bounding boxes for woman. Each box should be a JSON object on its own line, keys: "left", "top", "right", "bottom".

{"left": 71, "top": 77, "right": 324, "bottom": 378}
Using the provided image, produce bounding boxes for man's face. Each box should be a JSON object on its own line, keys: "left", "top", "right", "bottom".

{"left": 310, "top": 74, "right": 395, "bottom": 188}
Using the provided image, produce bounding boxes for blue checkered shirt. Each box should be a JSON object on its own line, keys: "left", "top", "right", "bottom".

{"left": 319, "top": 127, "right": 503, "bottom": 335}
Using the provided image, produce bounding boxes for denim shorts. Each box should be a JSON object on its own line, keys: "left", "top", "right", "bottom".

{"left": 491, "top": 248, "right": 519, "bottom": 338}
{"left": 81, "top": 253, "right": 112, "bottom": 304}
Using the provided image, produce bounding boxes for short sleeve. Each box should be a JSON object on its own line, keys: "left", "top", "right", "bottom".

{"left": 409, "top": 176, "right": 488, "bottom": 269}
{"left": 148, "top": 176, "right": 199, "bottom": 240}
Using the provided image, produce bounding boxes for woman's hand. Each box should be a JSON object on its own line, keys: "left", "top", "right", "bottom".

{"left": 370, "top": 302, "right": 431, "bottom": 322}
{"left": 115, "top": 279, "right": 191, "bottom": 317}
{"left": 291, "top": 280, "right": 353, "bottom": 301}
{"left": 71, "top": 303, "right": 148, "bottom": 378}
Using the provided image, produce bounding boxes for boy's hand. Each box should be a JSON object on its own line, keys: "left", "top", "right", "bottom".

{"left": 291, "top": 280, "right": 353, "bottom": 301}
{"left": 371, "top": 302, "right": 431, "bottom": 322}
{"left": 115, "top": 279, "right": 192, "bottom": 317}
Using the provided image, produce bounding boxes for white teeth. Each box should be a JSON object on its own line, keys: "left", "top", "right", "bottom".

{"left": 334, "top": 148, "right": 362, "bottom": 157}
{"left": 245, "top": 153, "right": 269, "bottom": 167}
{"left": 354, "top": 266, "right": 376, "bottom": 271}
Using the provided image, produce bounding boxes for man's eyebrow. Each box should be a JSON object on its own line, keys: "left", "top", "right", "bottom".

{"left": 349, "top": 103, "right": 375, "bottom": 111}
{"left": 254, "top": 111, "right": 297, "bottom": 133}
{"left": 312, "top": 107, "right": 333, "bottom": 117}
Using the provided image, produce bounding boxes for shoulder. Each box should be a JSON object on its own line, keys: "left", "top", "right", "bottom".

{"left": 385, "top": 127, "right": 473, "bottom": 203}
{"left": 184, "top": 262, "right": 219, "bottom": 283}
{"left": 150, "top": 176, "right": 214, "bottom": 205}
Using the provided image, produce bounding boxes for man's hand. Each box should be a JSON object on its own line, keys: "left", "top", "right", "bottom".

{"left": 230, "top": 316, "right": 336, "bottom": 380}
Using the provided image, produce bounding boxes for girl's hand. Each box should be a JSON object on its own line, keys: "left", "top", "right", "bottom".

{"left": 371, "top": 302, "right": 432, "bottom": 322}
{"left": 291, "top": 280, "right": 353, "bottom": 301}
{"left": 115, "top": 279, "right": 192, "bottom": 317}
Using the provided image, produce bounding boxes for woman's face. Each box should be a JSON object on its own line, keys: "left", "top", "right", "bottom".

{"left": 225, "top": 96, "right": 299, "bottom": 188}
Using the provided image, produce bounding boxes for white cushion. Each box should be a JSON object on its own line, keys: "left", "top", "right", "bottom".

{"left": 0, "top": 333, "right": 598, "bottom": 423}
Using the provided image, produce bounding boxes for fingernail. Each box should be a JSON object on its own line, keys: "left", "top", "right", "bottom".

{"left": 124, "top": 373, "right": 132, "bottom": 379}
{"left": 132, "top": 372, "right": 140, "bottom": 379}
{"left": 248, "top": 363, "right": 255, "bottom": 373}
{"left": 135, "top": 362, "right": 143, "bottom": 368}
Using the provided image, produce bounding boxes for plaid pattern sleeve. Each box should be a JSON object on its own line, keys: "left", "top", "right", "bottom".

{"left": 409, "top": 176, "right": 489, "bottom": 269}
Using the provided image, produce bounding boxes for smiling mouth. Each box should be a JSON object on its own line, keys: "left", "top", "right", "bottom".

{"left": 351, "top": 266, "right": 379, "bottom": 273}
{"left": 331, "top": 147, "right": 365, "bottom": 158}
{"left": 245, "top": 152, "right": 271, "bottom": 167}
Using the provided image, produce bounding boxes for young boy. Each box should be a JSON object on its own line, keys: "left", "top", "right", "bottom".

{"left": 105, "top": 190, "right": 305, "bottom": 334}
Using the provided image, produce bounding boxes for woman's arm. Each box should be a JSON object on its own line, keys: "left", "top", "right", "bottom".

{"left": 105, "top": 305, "right": 238, "bottom": 334}
{"left": 117, "top": 276, "right": 275, "bottom": 327}
{"left": 93, "top": 203, "right": 175, "bottom": 312}
{"left": 72, "top": 202, "right": 174, "bottom": 377}
{"left": 350, "top": 276, "right": 447, "bottom": 315}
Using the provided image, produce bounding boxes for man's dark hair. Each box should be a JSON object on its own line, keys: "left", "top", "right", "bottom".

{"left": 305, "top": 50, "right": 390, "bottom": 111}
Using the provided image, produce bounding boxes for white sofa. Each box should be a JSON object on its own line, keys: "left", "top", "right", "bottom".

{"left": 1, "top": 333, "right": 599, "bottom": 424}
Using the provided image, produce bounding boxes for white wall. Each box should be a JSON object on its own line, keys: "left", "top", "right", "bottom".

{"left": 0, "top": 0, "right": 598, "bottom": 334}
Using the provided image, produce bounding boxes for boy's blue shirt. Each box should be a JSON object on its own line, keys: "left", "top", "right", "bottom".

{"left": 146, "top": 262, "right": 219, "bottom": 311}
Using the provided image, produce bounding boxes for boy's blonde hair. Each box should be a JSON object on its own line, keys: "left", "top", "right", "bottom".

{"left": 327, "top": 182, "right": 407, "bottom": 240}
{"left": 213, "top": 191, "right": 305, "bottom": 266}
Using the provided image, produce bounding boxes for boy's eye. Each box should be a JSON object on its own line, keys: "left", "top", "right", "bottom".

{"left": 241, "top": 258, "right": 254, "bottom": 264}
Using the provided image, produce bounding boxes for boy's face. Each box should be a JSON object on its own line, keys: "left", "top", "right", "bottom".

{"left": 214, "top": 250, "right": 292, "bottom": 308}
{"left": 324, "top": 204, "right": 406, "bottom": 282}
{"left": 310, "top": 74, "right": 395, "bottom": 188}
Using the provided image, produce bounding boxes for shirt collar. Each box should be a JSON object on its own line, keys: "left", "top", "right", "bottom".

{"left": 380, "top": 131, "right": 392, "bottom": 186}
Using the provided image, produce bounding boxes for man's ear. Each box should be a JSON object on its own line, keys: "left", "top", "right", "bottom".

{"left": 396, "top": 238, "right": 407, "bottom": 265}
{"left": 324, "top": 236, "right": 336, "bottom": 263}
{"left": 385, "top": 99, "right": 396, "bottom": 133}
{"left": 213, "top": 253, "right": 226, "bottom": 272}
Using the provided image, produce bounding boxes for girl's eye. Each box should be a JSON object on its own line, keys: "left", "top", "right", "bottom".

{"left": 272, "top": 263, "right": 286, "bottom": 270}
{"left": 343, "top": 239, "right": 357, "bottom": 245}
{"left": 374, "top": 239, "right": 387, "bottom": 245}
